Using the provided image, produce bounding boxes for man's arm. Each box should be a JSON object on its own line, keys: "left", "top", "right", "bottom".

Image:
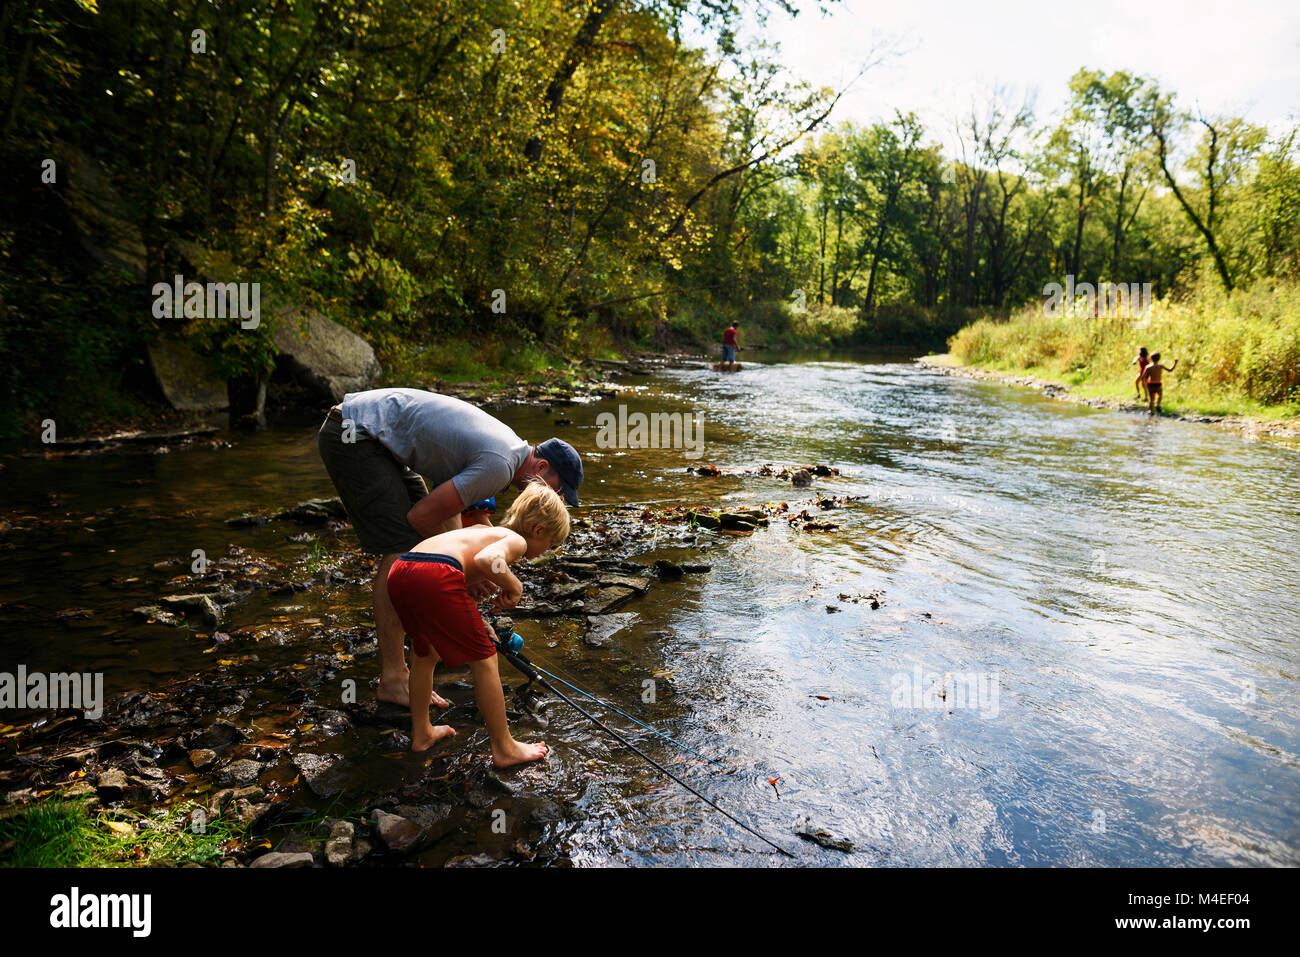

{"left": 406, "top": 481, "right": 465, "bottom": 538}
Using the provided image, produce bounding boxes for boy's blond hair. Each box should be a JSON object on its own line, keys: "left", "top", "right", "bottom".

{"left": 500, "top": 480, "right": 570, "bottom": 544}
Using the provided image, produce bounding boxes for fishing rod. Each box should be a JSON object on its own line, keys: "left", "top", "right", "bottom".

{"left": 493, "top": 627, "right": 795, "bottom": 859}
{"left": 521, "top": 652, "right": 733, "bottom": 773}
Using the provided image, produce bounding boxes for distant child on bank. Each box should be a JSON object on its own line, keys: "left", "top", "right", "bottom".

{"left": 1132, "top": 346, "right": 1150, "bottom": 401}
{"left": 1143, "top": 353, "right": 1178, "bottom": 414}
{"left": 386, "top": 482, "right": 570, "bottom": 766}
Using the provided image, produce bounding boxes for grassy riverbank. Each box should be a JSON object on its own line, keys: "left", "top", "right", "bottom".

{"left": 946, "top": 280, "right": 1300, "bottom": 419}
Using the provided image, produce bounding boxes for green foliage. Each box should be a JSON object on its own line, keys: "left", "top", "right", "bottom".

{"left": 948, "top": 279, "right": 1300, "bottom": 416}
{"left": 3, "top": 1, "right": 1299, "bottom": 429}
{"left": 0, "top": 798, "right": 238, "bottom": 868}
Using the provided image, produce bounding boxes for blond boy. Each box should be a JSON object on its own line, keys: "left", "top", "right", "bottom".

{"left": 385, "top": 482, "right": 570, "bottom": 766}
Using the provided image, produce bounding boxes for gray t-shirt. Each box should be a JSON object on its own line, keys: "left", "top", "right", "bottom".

{"left": 340, "top": 388, "right": 529, "bottom": 507}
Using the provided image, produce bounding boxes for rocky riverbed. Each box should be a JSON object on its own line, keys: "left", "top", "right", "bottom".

{"left": 0, "top": 458, "right": 867, "bottom": 868}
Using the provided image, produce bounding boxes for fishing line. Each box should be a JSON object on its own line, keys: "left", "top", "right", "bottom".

{"left": 519, "top": 648, "right": 733, "bottom": 772}
{"left": 494, "top": 631, "right": 795, "bottom": 858}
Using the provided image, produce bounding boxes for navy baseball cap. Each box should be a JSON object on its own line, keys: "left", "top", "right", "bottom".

{"left": 536, "top": 438, "right": 583, "bottom": 507}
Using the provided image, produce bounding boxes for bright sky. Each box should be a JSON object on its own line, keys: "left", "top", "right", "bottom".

{"left": 743, "top": 0, "right": 1300, "bottom": 149}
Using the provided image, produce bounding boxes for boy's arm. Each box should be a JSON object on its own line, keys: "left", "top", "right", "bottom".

{"left": 473, "top": 532, "right": 527, "bottom": 608}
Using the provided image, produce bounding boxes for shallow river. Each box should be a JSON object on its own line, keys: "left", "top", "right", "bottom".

{"left": 3, "top": 353, "right": 1298, "bottom": 866}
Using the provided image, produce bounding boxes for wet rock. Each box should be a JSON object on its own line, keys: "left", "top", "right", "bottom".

{"left": 681, "top": 563, "right": 712, "bottom": 574}
{"left": 208, "top": 789, "right": 236, "bottom": 815}
{"left": 158, "top": 593, "right": 222, "bottom": 627}
{"left": 232, "top": 785, "right": 266, "bottom": 804}
{"left": 583, "top": 613, "right": 637, "bottom": 648}
{"left": 325, "top": 836, "right": 353, "bottom": 867}
{"left": 121, "top": 771, "right": 171, "bottom": 803}
{"left": 131, "top": 605, "right": 183, "bottom": 627}
{"left": 61, "top": 781, "right": 97, "bottom": 801}
{"left": 371, "top": 809, "right": 425, "bottom": 853}
{"left": 584, "top": 586, "right": 639, "bottom": 615}
{"left": 310, "top": 817, "right": 347, "bottom": 840}
{"left": 250, "top": 851, "right": 315, "bottom": 869}
{"left": 791, "top": 469, "right": 813, "bottom": 487}
{"left": 268, "top": 580, "right": 312, "bottom": 596}
{"left": 685, "top": 509, "right": 722, "bottom": 530}
{"left": 189, "top": 748, "right": 217, "bottom": 769}
{"left": 216, "top": 758, "right": 263, "bottom": 786}
{"left": 445, "top": 853, "right": 497, "bottom": 868}
{"left": 793, "top": 815, "right": 853, "bottom": 852}
{"left": 393, "top": 803, "right": 456, "bottom": 843}
{"left": 552, "top": 561, "right": 599, "bottom": 579}
{"left": 547, "top": 581, "right": 591, "bottom": 602}
{"left": 350, "top": 838, "right": 374, "bottom": 863}
{"left": 653, "top": 560, "right": 684, "bottom": 581}
{"left": 291, "top": 752, "right": 346, "bottom": 798}
{"left": 96, "top": 768, "right": 128, "bottom": 800}
{"left": 511, "top": 600, "right": 563, "bottom": 618}
{"left": 718, "top": 515, "right": 758, "bottom": 532}
{"left": 234, "top": 798, "right": 271, "bottom": 827}
{"left": 187, "top": 719, "right": 249, "bottom": 751}
{"left": 275, "top": 498, "right": 348, "bottom": 525}
{"left": 318, "top": 820, "right": 357, "bottom": 866}
{"left": 226, "top": 514, "right": 268, "bottom": 528}
{"left": 596, "top": 574, "right": 650, "bottom": 594}
{"left": 530, "top": 800, "right": 565, "bottom": 824}
{"left": 309, "top": 709, "right": 352, "bottom": 737}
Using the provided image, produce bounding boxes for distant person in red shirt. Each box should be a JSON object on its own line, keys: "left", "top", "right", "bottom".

{"left": 722, "top": 321, "right": 739, "bottom": 364}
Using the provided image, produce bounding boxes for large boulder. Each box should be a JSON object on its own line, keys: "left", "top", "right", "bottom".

{"left": 146, "top": 337, "right": 229, "bottom": 411}
{"left": 57, "top": 142, "right": 148, "bottom": 280}
{"left": 272, "top": 309, "right": 381, "bottom": 402}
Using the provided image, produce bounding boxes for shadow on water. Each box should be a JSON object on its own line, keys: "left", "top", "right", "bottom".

{"left": 2, "top": 355, "right": 1298, "bottom": 865}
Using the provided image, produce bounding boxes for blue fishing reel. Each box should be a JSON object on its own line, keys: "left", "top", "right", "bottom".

{"left": 498, "top": 631, "right": 524, "bottom": 654}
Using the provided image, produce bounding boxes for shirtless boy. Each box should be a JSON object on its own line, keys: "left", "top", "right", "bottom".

{"left": 1144, "top": 353, "right": 1178, "bottom": 414}
{"left": 385, "top": 482, "right": 570, "bottom": 766}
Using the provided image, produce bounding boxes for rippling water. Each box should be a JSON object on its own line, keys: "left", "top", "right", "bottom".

{"left": 3, "top": 354, "right": 1297, "bottom": 866}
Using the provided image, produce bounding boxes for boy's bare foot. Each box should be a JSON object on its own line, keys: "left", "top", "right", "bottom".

{"left": 378, "top": 675, "right": 451, "bottom": 708}
{"left": 492, "top": 739, "right": 549, "bottom": 768}
{"left": 411, "top": 725, "right": 457, "bottom": 751}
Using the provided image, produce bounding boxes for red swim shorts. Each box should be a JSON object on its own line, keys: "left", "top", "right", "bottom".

{"left": 386, "top": 553, "right": 496, "bottom": 666}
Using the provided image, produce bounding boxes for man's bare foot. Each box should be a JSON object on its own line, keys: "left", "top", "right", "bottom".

{"left": 377, "top": 674, "right": 451, "bottom": 708}
{"left": 411, "top": 725, "right": 457, "bottom": 751}
{"left": 492, "top": 738, "right": 549, "bottom": 768}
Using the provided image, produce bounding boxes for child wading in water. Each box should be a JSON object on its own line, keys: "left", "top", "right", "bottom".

{"left": 386, "top": 482, "right": 570, "bottom": 766}
{"left": 1132, "top": 346, "right": 1151, "bottom": 401}
{"left": 1143, "top": 353, "right": 1178, "bottom": 414}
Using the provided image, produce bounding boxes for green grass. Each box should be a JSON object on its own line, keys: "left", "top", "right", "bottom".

{"left": 947, "top": 278, "right": 1300, "bottom": 420}
{"left": 0, "top": 798, "right": 240, "bottom": 868}
{"left": 0, "top": 794, "right": 373, "bottom": 868}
